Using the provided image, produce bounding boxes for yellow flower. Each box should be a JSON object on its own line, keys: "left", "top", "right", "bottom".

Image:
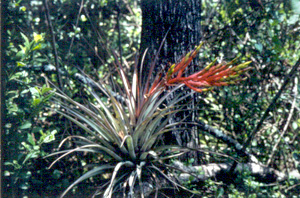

{"left": 33, "top": 32, "right": 43, "bottom": 43}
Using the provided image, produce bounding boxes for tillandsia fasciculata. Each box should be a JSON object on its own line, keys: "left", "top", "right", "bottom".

{"left": 47, "top": 42, "right": 252, "bottom": 198}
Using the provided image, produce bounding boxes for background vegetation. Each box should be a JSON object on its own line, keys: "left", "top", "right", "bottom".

{"left": 4, "top": 0, "right": 300, "bottom": 197}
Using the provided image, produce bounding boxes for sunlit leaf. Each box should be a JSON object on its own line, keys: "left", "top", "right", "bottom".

{"left": 19, "top": 122, "right": 32, "bottom": 129}
{"left": 27, "top": 133, "right": 35, "bottom": 146}
{"left": 32, "top": 98, "right": 41, "bottom": 107}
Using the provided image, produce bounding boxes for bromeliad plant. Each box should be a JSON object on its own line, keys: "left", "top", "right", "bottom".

{"left": 48, "top": 42, "right": 251, "bottom": 197}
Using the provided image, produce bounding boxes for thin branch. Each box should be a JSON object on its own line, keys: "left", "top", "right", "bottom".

{"left": 82, "top": 6, "right": 110, "bottom": 54}
{"left": 244, "top": 57, "right": 300, "bottom": 150}
{"left": 195, "top": 121, "right": 243, "bottom": 152}
{"left": 195, "top": 121, "right": 261, "bottom": 164}
{"left": 65, "top": 0, "right": 84, "bottom": 60}
{"left": 230, "top": 56, "right": 300, "bottom": 173}
{"left": 116, "top": 0, "right": 123, "bottom": 66}
{"left": 43, "top": 0, "right": 63, "bottom": 90}
{"left": 267, "top": 77, "right": 298, "bottom": 166}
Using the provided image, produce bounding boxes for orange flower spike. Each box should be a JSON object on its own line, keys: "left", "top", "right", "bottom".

{"left": 172, "top": 71, "right": 208, "bottom": 85}
{"left": 205, "top": 75, "right": 227, "bottom": 83}
{"left": 215, "top": 61, "right": 252, "bottom": 81}
{"left": 166, "top": 43, "right": 251, "bottom": 92}
{"left": 184, "top": 82, "right": 206, "bottom": 92}
{"left": 205, "top": 67, "right": 235, "bottom": 81}
{"left": 207, "top": 73, "right": 239, "bottom": 84}
{"left": 204, "top": 63, "right": 237, "bottom": 79}
{"left": 167, "top": 66, "right": 197, "bottom": 85}
{"left": 210, "top": 81, "right": 230, "bottom": 86}
{"left": 184, "top": 81, "right": 215, "bottom": 92}
{"left": 211, "top": 62, "right": 232, "bottom": 72}
{"left": 171, "top": 57, "right": 187, "bottom": 75}
{"left": 193, "top": 66, "right": 216, "bottom": 81}
{"left": 175, "top": 54, "right": 195, "bottom": 77}
{"left": 167, "top": 66, "right": 211, "bottom": 85}
{"left": 194, "top": 70, "right": 232, "bottom": 85}
{"left": 185, "top": 68, "right": 211, "bottom": 81}
{"left": 167, "top": 42, "right": 206, "bottom": 84}
{"left": 185, "top": 80, "right": 211, "bottom": 87}
{"left": 182, "top": 58, "right": 218, "bottom": 81}
{"left": 168, "top": 71, "right": 203, "bottom": 85}
{"left": 172, "top": 42, "right": 204, "bottom": 74}
{"left": 173, "top": 59, "right": 218, "bottom": 84}
{"left": 172, "top": 52, "right": 192, "bottom": 75}
{"left": 193, "top": 63, "right": 224, "bottom": 82}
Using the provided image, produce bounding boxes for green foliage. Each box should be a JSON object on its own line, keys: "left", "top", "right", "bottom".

{"left": 4, "top": 2, "right": 60, "bottom": 195}
{"left": 198, "top": 0, "right": 300, "bottom": 196}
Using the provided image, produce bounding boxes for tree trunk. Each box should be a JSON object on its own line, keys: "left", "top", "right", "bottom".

{"left": 140, "top": 0, "right": 202, "bottom": 163}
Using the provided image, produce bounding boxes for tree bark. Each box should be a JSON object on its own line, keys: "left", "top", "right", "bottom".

{"left": 140, "top": 0, "right": 202, "bottom": 163}
{"left": 140, "top": 0, "right": 202, "bottom": 72}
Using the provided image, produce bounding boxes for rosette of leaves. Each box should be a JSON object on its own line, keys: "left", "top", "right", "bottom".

{"left": 48, "top": 42, "right": 251, "bottom": 197}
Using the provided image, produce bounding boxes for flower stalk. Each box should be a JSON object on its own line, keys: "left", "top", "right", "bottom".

{"left": 164, "top": 42, "right": 252, "bottom": 93}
